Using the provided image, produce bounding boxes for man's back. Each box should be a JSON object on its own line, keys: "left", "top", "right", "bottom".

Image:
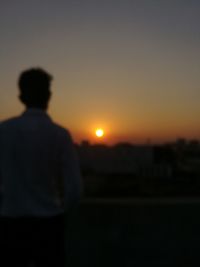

{"left": 0, "top": 67, "right": 81, "bottom": 267}
{"left": 0, "top": 108, "right": 81, "bottom": 216}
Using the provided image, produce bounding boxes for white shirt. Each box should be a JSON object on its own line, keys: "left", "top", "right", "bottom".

{"left": 0, "top": 109, "right": 82, "bottom": 217}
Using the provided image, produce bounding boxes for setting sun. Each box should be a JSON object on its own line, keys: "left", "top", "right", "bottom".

{"left": 95, "top": 129, "right": 104, "bottom": 138}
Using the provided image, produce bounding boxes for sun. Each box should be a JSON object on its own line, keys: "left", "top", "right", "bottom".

{"left": 95, "top": 128, "right": 104, "bottom": 138}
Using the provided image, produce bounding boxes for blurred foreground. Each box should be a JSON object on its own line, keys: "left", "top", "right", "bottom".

{"left": 66, "top": 198, "right": 200, "bottom": 267}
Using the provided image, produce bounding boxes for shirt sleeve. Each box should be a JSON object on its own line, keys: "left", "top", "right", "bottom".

{"left": 59, "top": 129, "right": 83, "bottom": 211}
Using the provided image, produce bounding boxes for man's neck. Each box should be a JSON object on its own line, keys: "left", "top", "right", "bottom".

{"left": 26, "top": 107, "right": 47, "bottom": 112}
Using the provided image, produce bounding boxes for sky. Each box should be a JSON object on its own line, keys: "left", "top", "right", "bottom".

{"left": 0, "top": 0, "right": 200, "bottom": 144}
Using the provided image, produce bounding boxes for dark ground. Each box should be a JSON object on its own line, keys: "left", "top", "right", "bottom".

{"left": 66, "top": 198, "right": 200, "bottom": 267}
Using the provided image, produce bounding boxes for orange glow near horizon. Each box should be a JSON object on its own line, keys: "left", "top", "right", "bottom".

{"left": 70, "top": 123, "right": 200, "bottom": 146}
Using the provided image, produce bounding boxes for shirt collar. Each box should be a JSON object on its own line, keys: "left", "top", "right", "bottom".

{"left": 22, "top": 108, "right": 51, "bottom": 120}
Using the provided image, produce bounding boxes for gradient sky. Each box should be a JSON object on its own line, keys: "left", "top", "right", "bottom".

{"left": 0, "top": 0, "right": 200, "bottom": 144}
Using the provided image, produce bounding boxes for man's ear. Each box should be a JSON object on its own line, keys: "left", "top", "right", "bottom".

{"left": 48, "top": 91, "right": 52, "bottom": 101}
{"left": 19, "top": 94, "right": 26, "bottom": 104}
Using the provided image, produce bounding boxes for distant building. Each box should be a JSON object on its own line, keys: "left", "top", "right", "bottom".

{"left": 77, "top": 142, "right": 153, "bottom": 175}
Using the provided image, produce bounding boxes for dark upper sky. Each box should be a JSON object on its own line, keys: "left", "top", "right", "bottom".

{"left": 1, "top": 0, "right": 200, "bottom": 144}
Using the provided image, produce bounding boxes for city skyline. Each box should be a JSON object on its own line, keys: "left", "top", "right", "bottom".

{"left": 0, "top": 1, "right": 200, "bottom": 144}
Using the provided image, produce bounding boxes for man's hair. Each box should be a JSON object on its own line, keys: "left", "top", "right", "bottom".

{"left": 18, "top": 68, "right": 53, "bottom": 109}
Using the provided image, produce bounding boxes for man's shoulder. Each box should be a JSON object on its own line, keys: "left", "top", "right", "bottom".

{"left": 51, "top": 122, "right": 72, "bottom": 140}
{"left": 0, "top": 116, "right": 21, "bottom": 129}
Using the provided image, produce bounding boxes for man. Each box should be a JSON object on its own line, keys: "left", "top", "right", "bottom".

{"left": 0, "top": 68, "right": 82, "bottom": 266}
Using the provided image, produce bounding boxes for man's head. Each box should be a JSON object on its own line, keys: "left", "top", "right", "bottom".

{"left": 18, "top": 68, "right": 53, "bottom": 110}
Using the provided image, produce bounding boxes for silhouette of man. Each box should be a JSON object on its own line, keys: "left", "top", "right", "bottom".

{"left": 0, "top": 68, "right": 82, "bottom": 266}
